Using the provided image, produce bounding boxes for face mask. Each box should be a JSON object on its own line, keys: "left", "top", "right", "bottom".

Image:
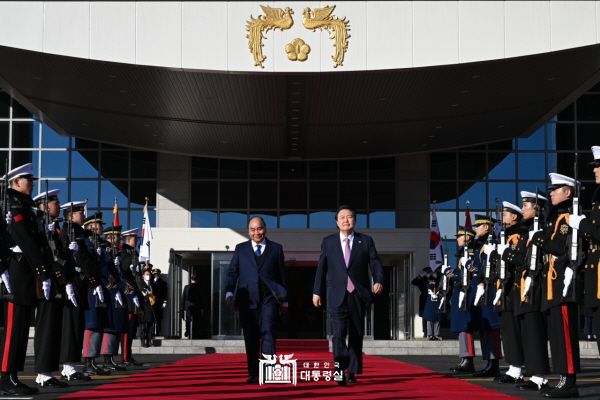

{"left": 144, "top": 275, "right": 150, "bottom": 282}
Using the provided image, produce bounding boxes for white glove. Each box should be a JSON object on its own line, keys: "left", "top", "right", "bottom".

{"left": 458, "top": 257, "right": 468, "bottom": 268}
{"left": 562, "top": 267, "right": 574, "bottom": 297}
{"left": 66, "top": 283, "right": 78, "bottom": 307}
{"left": 115, "top": 291, "right": 123, "bottom": 307}
{"left": 96, "top": 247, "right": 102, "bottom": 255}
{"left": 427, "top": 289, "right": 438, "bottom": 301}
{"left": 493, "top": 289, "right": 503, "bottom": 306}
{"left": 474, "top": 283, "right": 485, "bottom": 306}
{"left": 47, "top": 223, "right": 55, "bottom": 233}
{"left": 114, "top": 256, "right": 121, "bottom": 266}
{"left": 483, "top": 244, "right": 495, "bottom": 255}
{"left": 42, "top": 279, "right": 51, "bottom": 300}
{"left": 94, "top": 285, "right": 104, "bottom": 303}
{"left": 5, "top": 211, "right": 12, "bottom": 225}
{"left": 528, "top": 229, "right": 542, "bottom": 241}
{"left": 68, "top": 241, "right": 79, "bottom": 252}
{"left": 129, "top": 264, "right": 135, "bottom": 273}
{"left": 458, "top": 291, "right": 465, "bottom": 308}
{"left": 1, "top": 271, "right": 11, "bottom": 294}
{"left": 568, "top": 214, "right": 586, "bottom": 230}
{"left": 438, "top": 297, "right": 446, "bottom": 310}
{"left": 162, "top": 300, "right": 167, "bottom": 309}
{"left": 523, "top": 276, "right": 532, "bottom": 298}
{"left": 496, "top": 244, "right": 509, "bottom": 257}
{"left": 441, "top": 265, "right": 450, "bottom": 274}
{"left": 133, "top": 296, "right": 140, "bottom": 308}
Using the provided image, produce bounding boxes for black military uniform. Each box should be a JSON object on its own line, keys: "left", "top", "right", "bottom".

{"left": 530, "top": 173, "right": 580, "bottom": 398}
{"left": 119, "top": 228, "right": 142, "bottom": 365}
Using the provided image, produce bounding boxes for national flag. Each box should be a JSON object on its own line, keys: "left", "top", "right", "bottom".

{"left": 429, "top": 209, "right": 443, "bottom": 271}
{"left": 139, "top": 197, "right": 153, "bottom": 263}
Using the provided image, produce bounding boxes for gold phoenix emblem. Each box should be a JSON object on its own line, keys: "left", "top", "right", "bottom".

{"left": 302, "top": 5, "right": 350, "bottom": 68}
{"left": 246, "top": 5, "right": 294, "bottom": 68}
{"left": 285, "top": 38, "right": 311, "bottom": 62}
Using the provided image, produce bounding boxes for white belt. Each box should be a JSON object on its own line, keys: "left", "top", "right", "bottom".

{"left": 10, "top": 246, "right": 22, "bottom": 254}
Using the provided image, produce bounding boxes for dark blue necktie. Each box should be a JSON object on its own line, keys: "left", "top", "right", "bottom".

{"left": 255, "top": 244, "right": 262, "bottom": 256}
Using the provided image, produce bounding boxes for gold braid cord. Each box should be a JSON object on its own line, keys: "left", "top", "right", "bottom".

{"left": 246, "top": 5, "right": 294, "bottom": 68}
{"left": 302, "top": 5, "right": 350, "bottom": 68}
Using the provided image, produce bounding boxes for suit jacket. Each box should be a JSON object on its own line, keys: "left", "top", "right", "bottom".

{"left": 313, "top": 231, "right": 384, "bottom": 312}
{"left": 225, "top": 238, "right": 287, "bottom": 310}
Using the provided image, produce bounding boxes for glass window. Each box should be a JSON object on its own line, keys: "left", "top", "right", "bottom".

{"left": 131, "top": 151, "right": 157, "bottom": 179}
{"left": 518, "top": 127, "right": 545, "bottom": 150}
{"left": 191, "top": 181, "right": 218, "bottom": 209}
{"left": 339, "top": 181, "right": 367, "bottom": 209}
{"left": 0, "top": 122, "right": 9, "bottom": 147}
{"left": 430, "top": 152, "right": 456, "bottom": 180}
{"left": 458, "top": 152, "right": 486, "bottom": 180}
{"left": 11, "top": 150, "right": 34, "bottom": 169}
{"left": 12, "top": 100, "right": 31, "bottom": 118}
{"left": 355, "top": 213, "right": 367, "bottom": 229}
{"left": 249, "top": 212, "right": 277, "bottom": 229}
{"left": 430, "top": 182, "right": 457, "bottom": 209}
{"left": 100, "top": 151, "right": 128, "bottom": 179}
{"left": 11, "top": 122, "right": 34, "bottom": 148}
{"left": 130, "top": 181, "right": 156, "bottom": 207}
{"left": 340, "top": 159, "right": 366, "bottom": 179}
{"left": 0, "top": 92, "right": 9, "bottom": 118}
{"left": 220, "top": 159, "right": 247, "bottom": 179}
{"left": 488, "top": 153, "right": 515, "bottom": 180}
{"left": 0, "top": 152, "right": 8, "bottom": 173}
{"left": 280, "top": 161, "right": 306, "bottom": 179}
{"left": 42, "top": 125, "right": 69, "bottom": 148}
{"left": 369, "top": 157, "right": 395, "bottom": 180}
{"left": 192, "top": 157, "right": 218, "bottom": 179}
{"left": 488, "top": 140, "right": 513, "bottom": 151}
{"left": 577, "top": 124, "right": 600, "bottom": 153}
{"left": 71, "top": 180, "right": 98, "bottom": 207}
{"left": 250, "top": 160, "right": 277, "bottom": 179}
{"left": 310, "top": 161, "right": 337, "bottom": 179}
{"left": 250, "top": 181, "right": 277, "bottom": 209}
{"left": 434, "top": 211, "right": 458, "bottom": 241}
{"left": 41, "top": 151, "right": 68, "bottom": 178}
{"left": 458, "top": 182, "right": 486, "bottom": 210}
{"left": 369, "top": 182, "right": 395, "bottom": 209}
{"left": 555, "top": 123, "right": 574, "bottom": 150}
{"left": 309, "top": 211, "right": 336, "bottom": 228}
{"left": 488, "top": 182, "right": 516, "bottom": 208}
{"left": 576, "top": 94, "right": 600, "bottom": 121}
{"left": 101, "top": 180, "right": 128, "bottom": 209}
{"left": 280, "top": 181, "right": 307, "bottom": 209}
{"left": 280, "top": 212, "right": 307, "bottom": 228}
{"left": 557, "top": 103, "right": 574, "bottom": 121}
{"left": 74, "top": 138, "right": 100, "bottom": 149}
{"left": 130, "top": 209, "right": 156, "bottom": 228}
{"left": 310, "top": 181, "right": 337, "bottom": 209}
{"left": 220, "top": 212, "right": 247, "bottom": 228}
{"left": 518, "top": 153, "right": 546, "bottom": 179}
{"left": 369, "top": 211, "right": 395, "bottom": 228}
{"left": 191, "top": 210, "right": 218, "bottom": 228}
{"left": 72, "top": 150, "right": 99, "bottom": 178}
{"left": 220, "top": 181, "right": 247, "bottom": 209}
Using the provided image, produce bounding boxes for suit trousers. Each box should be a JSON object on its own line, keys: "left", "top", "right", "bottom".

{"left": 500, "top": 310, "right": 524, "bottom": 367}
{"left": 329, "top": 291, "right": 365, "bottom": 375}
{"left": 518, "top": 311, "right": 550, "bottom": 375}
{"left": 34, "top": 299, "right": 62, "bottom": 373}
{"left": 239, "top": 294, "right": 278, "bottom": 377}
{"left": 0, "top": 301, "right": 32, "bottom": 373}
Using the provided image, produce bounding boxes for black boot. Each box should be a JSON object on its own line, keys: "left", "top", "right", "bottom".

{"left": 83, "top": 357, "right": 111, "bottom": 376}
{"left": 0, "top": 373, "right": 38, "bottom": 396}
{"left": 451, "top": 357, "right": 475, "bottom": 373}
{"left": 105, "top": 356, "right": 127, "bottom": 371}
{"left": 472, "top": 359, "right": 500, "bottom": 378}
{"left": 543, "top": 374, "right": 579, "bottom": 398}
{"left": 124, "top": 357, "right": 143, "bottom": 367}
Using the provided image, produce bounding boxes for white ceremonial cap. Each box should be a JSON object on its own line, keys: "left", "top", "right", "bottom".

{"left": 502, "top": 201, "right": 523, "bottom": 215}
{"left": 2, "top": 163, "right": 35, "bottom": 181}
{"left": 548, "top": 173, "right": 577, "bottom": 189}
{"left": 33, "top": 189, "right": 60, "bottom": 203}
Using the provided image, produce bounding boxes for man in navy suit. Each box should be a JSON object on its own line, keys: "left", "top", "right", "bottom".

{"left": 225, "top": 216, "right": 288, "bottom": 383}
{"left": 312, "top": 205, "right": 384, "bottom": 385}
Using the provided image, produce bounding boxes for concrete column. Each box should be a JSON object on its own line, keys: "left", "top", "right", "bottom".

{"left": 157, "top": 153, "right": 191, "bottom": 228}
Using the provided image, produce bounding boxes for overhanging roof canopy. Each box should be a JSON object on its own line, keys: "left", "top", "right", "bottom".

{"left": 1, "top": 44, "right": 600, "bottom": 159}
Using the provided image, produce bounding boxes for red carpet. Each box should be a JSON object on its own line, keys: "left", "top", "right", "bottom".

{"left": 60, "top": 350, "right": 519, "bottom": 400}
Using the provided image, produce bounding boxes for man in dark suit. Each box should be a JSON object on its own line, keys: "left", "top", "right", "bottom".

{"left": 312, "top": 205, "right": 384, "bottom": 385}
{"left": 225, "top": 216, "right": 288, "bottom": 384}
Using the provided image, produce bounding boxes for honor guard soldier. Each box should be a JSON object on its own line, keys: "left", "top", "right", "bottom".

{"left": 530, "top": 173, "right": 581, "bottom": 398}
{"left": 515, "top": 191, "right": 551, "bottom": 392}
{"left": 492, "top": 201, "right": 528, "bottom": 384}
{"left": 32, "top": 189, "right": 70, "bottom": 388}
{"left": 68, "top": 209, "right": 110, "bottom": 376}
{"left": 568, "top": 146, "right": 600, "bottom": 356}
{"left": 0, "top": 163, "right": 45, "bottom": 396}
{"left": 470, "top": 215, "right": 502, "bottom": 378}
{"left": 447, "top": 226, "right": 476, "bottom": 373}
{"left": 119, "top": 228, "right": 142, "bottom": 366}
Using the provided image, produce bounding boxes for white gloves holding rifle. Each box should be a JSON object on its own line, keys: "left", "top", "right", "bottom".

{"left": 66, "top": 283, "right": 78, "bottom": 307}
{"left": 1, "top": 271, "right": 11, "bottom": 294}
{"left": 568, "top": 214, "right": 586, "bottom": 230}
{"left": 94, "top": 285, "right": 104, "bottom": 303}
{"left": 42, "top": 279, "right": 51, "bottom": 300}
{"left": 115, "top": 291, "right": 124, "bottom": 307}
{"left": 562, "top": 267, "right": 574, "bottom": 298}
{"left": 493, "top": 289, "right": 503, "bottom": 306}
{"left": 474, "top": 283, "right": 485, "bottom": 306}
{"left": 522, "top": 276, "right": 532, "bottom": 298}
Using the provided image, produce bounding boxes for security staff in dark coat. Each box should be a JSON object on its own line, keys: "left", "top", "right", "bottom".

{"left": 32, "top": 189, "right": 69, "bottom": 388}
{"left": 0, "top": 163, "right": 46, "bottom": 396}
{"left": 313, "top": 206, "right": 383, "bottom": 385}
{"left": 119, "top": 228, "right": 142, "bottom": 366}
{"left": 530, "top": 173, "right": 581, "bottom": 398}
{"left": 568, "top": 146, "right": 600, "bottom": 357}
{"left": 448, "top": 226, "right": 476, "bottom": 373}
{"left": 514, "top": 191, "right": 551, "bottom": 392}
{"left": 491, "top": 201, "right": 528, "bottom": 384}
{"left": 139, "top": 265, "right": 157, "bottom": 347}
{"left": 182, "top": 275, "right": 203, "bottom": 339}
{"left": 152, "top": 268, "right": 168, "bottom": 336}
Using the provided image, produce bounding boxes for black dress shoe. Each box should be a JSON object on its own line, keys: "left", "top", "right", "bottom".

{"left": 0, "top": 376, "right": 38, "bottom": 396}
{"left": 450, "top": 358, "right": 475, "bottom": 374}
{"left": 348, "top": 373, "right": 357, "bottom": 384}
{"left": 543, "top": 386, "right": 579, "bottom": 398}
{"left": 472, "top": 360, "right": 500, "bottom": 378}
{"left": 517, "top": 380, "right": 540, "bottom": 391}
{"left": 494, "top": 374, "right": 522, "bottom": 384}
{"left": 124, "top": 358, "right": 143, "bottom": 367}
{"left": 62, "top": 371, "right": 92, "bottom": 381}
{"left": 246, "top": 376, "right": 258, "bottom": 384}
{"left": 38, "top": 377, "right": 69, "bottom": 388}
